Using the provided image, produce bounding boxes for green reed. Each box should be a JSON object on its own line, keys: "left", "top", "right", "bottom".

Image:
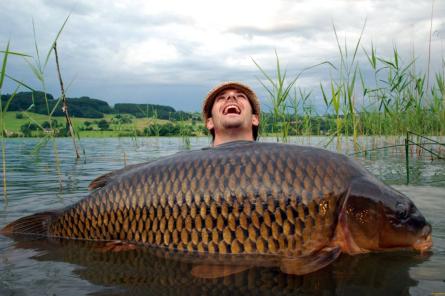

{"left": 253, "top": 51, "right": 329, "bottom": 143}
{"left": 0, "top": 43, "right": 11, "bottom": 200}
{"left": 253, "top": 51, "right": 298, "bottom": 143}
{"left": 331, "top": 22, "right": 365, "bottom": 150}
{"left": 256, "top": 20, "right": 444, "bottom": 147}
{"left": 148, "top": 108, "right": 161, "bottom": 137}
{"left": 321, "top": 80, "right": 342, "bottom": 150}
{"left": 295, "top": 87, "right": 315, "bottom": 143}
{"left": 178, "top": 113, "right": 191, "bottom": 149}
{"left": 361, "top": 47, "right": 443, "bottom": 137}
{"left": 13, "top": 17, "right": 72, "bottom": 189}
{"left": 0, "top": 42, "right": 31, "bottom": 200}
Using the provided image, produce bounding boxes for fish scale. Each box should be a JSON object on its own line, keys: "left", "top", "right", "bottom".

{"left": 45, "top": 142, "right": 354, "bottom": 259}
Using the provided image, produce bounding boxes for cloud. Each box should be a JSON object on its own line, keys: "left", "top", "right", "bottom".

{"left": 1, "top": 0, "right": 444, "bottom": 112}
{"left": 42, "top": 0, "right": 93, "bottom": 15}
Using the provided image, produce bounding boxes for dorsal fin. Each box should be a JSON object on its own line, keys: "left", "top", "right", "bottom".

{"left": 88, "top": 171, "right": 116, "bottom": 191}
{"left": 88, "top": 161, "right": 151, "bottom": 191}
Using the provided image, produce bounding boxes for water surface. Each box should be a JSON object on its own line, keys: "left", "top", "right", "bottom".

{"left": 0, "top": 137, "right": 444, "bottom": 295}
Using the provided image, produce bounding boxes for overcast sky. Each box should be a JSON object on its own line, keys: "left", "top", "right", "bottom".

{"left": 1, "top": 0, "right": 444, "bottom": 112}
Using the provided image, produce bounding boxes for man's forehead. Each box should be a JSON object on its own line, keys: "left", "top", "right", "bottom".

{"left": 217, "top": 88, "right": 247, "bottom": 96}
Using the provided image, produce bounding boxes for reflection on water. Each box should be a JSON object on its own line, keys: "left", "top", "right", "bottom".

{"left": 0, "top": 137, "right": 444, "bottom": 295}
{"left": 0, "top": 237, "right": 432, "bottom": 296}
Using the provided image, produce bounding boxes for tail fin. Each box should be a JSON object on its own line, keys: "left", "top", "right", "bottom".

{"left": 1, "top": 211, "right": 58, "bottom": 237}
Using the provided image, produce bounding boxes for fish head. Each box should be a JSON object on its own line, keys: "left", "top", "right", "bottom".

{"left": 339, "top": 177, "right": 432, "bottom": 254}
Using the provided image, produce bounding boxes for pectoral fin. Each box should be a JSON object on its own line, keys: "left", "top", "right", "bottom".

{"left": 280, "top": 246, "right": 341, "bottom": 275}
{"left": 191, "top": 264, "right": 251, "bottom": 279}
{"left": 95, "top": 240, "right": 138, "bottom": 252}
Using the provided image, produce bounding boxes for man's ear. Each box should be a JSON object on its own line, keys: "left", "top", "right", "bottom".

{"left": 206, "top": 117, "right": 214, "bottom": 130}
{"left": 252, "top": 114, "right": 259, "bottom": 127}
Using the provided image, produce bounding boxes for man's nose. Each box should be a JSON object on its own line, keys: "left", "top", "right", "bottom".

{"left": 226, "top": 95, "right": 237, "bottom": 102}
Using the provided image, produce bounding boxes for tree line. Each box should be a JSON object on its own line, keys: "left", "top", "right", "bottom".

{"left": 1, "top": 91, "right": 193, "bottom": 120}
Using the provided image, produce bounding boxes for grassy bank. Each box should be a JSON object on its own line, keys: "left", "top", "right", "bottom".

{"left": 2, "top": 111, "right": 207, "bottom": 137}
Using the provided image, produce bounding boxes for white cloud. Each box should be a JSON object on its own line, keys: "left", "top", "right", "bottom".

{"left": 123, "top": 40, "right": 180, "bottom": 66}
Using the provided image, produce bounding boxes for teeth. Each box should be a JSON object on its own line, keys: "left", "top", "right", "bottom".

{"left": 223, "top": 105, "right": 240, "bottom": 114}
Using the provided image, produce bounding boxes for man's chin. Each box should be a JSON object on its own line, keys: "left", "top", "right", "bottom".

{"left": 222, "top": 121, "right": 243, "bottom": 129}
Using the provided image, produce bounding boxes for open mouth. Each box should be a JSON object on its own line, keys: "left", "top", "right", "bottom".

{"left": 222, "top": 104, "right": 241, "bottom": 115}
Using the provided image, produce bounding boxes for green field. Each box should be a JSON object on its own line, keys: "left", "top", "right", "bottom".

{"left": 3, "top": 111, "right": 204, "bottom": 137}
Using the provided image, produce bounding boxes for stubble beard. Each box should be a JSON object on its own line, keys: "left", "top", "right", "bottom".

{"left": 221, "top": 117, "right": 244, "bottom": 129}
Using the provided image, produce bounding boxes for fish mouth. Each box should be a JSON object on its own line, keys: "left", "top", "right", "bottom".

{"left": 413, "top": 225, "right": 433, "bottom": 253}
{"left": 222, "top": 104, "right": 241, "bottom": 115}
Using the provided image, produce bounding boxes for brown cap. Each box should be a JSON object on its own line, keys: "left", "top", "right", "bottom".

{"left": 202, "top": 81, "right": 261, "bottom": 122}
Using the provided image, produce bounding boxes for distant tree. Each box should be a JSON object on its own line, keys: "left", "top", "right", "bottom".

{"left": 144, "top": 123, "right": 164, "bottom": 136}
{"left": 42, "top": 121, "right": 51, "bottom": 129}
{"left": 121, "top": 115, "right": 133, "bottom": 124}
{"left": 158, "top": 123, "right": 180, "bottom": 136}
{"left": 80, "top": 120, "right": 93, "bottom": 131}
{"left": 97, "top": 119, "right": 110, "bottom": 131}
{"left": 20, "top": 122, "right": 39, "bottom": 136}
{"left": 41, "top": 119, "right": 60, "bottom": 129}
{"left": 28, "top": 123, "right": 38, "bottom": 131}
{"left": 15, "top": 113, "right": 24, "bottom": 119}
{"left": 114, "top": 103, "right": 176, "bottom": 119}
{"left": 2, "top": 91, "right": 55, "bottom": 114}
{"left": 112, "top": 114, "right": 133, "bottom": 124}
{"left": 57, "top": 127, "right": 68, "bottom": 137}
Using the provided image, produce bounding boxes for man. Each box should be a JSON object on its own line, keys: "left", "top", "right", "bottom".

{"left": 202, "top": 82, "right": 261, "bottom": 146}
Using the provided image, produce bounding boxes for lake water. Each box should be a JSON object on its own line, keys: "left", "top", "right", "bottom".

{"left": 0, "top": 137, "right": 444, "bottom": 295}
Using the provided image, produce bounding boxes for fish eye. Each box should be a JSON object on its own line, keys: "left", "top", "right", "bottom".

{"left": 396, "top": 208, "right": 408, "bottom": 220}
{"left": 395, "top": 202, "right": 410, "bottom": 220}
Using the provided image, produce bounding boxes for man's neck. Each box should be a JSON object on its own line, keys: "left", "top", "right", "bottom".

{"left": 213, "top": 129, "right": 254, "bottom": 146}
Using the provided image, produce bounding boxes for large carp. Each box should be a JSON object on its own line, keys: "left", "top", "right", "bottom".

{"left": 1, "top": 141, "right": 432, "bottom": 278}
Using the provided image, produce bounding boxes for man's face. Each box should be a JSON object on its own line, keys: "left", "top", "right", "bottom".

{"left": 206, "top": 88, "right": 259, "bottom": 133}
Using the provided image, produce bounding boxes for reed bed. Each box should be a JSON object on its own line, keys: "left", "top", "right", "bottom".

{"left": 4, "top": 19, "right": 442, "bottom": 148}
{"left": 256, "top": 25, "right": 445, "bottom": 153}
{"left": 1, "top": 17, "right": 73, "bottom": 197}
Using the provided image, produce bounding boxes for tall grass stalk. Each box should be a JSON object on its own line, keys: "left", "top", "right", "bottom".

{"left": 253, "top": 51, "right": 329, "bottom": 142}
{"left": 253, "top": 51, "right": 298, "bottom": 143}
{"left": 178, "top": 113, "right": 191, "bottom": 149}
{"left": 298, "top": 88, "right": 314, "bottom": 142}
{"left": 426, "top": 0, "right": 435, "bottom": 92}
{"left": 53, "top": 41, "right": 80, "bottom": 159}
{"left": 0, "top": 42, "right": 11, "bottom": 201}
{"left": 321, "top": 80, "right": 342, "bottom": 150}
{"left": 149, "top": 108, "right": 161, "bottom": 137}
{"left": 17, "top": 17, "right": 72, "bottom": 188}
{"left": 0, "top": 42, "right": 31, "bottom": 200}
{"left": 331, "top": 21, "right": 366, "bottom": 151}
